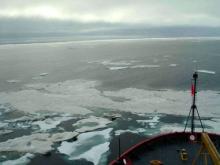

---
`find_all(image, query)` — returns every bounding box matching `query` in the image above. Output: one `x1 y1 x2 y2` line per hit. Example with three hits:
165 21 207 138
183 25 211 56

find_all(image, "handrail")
201 133 220 165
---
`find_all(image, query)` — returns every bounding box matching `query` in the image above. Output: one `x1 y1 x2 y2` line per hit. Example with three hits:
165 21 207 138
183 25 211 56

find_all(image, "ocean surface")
0 38 220 165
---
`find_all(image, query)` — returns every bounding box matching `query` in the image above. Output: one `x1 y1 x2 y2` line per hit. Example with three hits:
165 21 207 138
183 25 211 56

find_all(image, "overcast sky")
0 0 220 26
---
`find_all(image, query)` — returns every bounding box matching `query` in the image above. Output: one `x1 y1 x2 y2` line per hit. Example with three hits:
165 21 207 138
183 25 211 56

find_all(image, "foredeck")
110 132 220 165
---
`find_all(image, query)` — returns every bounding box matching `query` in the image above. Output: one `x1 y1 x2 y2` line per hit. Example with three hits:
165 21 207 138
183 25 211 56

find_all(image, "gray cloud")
0 0 220 26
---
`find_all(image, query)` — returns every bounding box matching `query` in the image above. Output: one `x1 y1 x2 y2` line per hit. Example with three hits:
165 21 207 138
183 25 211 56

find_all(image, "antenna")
116 134 123 164
118 135 121 160
184 72 204 133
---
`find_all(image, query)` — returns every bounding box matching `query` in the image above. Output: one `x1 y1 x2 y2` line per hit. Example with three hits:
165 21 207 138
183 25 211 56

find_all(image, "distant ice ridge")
0 79 220 118
58 128 112 165
1 153 34 165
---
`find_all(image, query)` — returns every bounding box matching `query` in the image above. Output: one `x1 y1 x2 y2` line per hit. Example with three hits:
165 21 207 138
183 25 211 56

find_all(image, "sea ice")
6 80 21 83
101 60 132 66
137 115 160 128
108 66 128 70
160 124 184 133
1 153 34 165
39 73 49 76
0 129 13 136
169 64 178 67
32 116 74 132
0 122 8 129
32 76 43 80
0 131 78 154
0 80 220 119
197 69 216 74
115 128 146 136
73 116 111 133
202 118 220 133
130 65 160 69
58 128 112 165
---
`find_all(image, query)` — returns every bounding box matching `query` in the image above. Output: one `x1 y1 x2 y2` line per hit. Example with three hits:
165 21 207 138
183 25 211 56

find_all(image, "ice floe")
73 116 111 133
160 124 184 133
6 80 21 83
1 153 34 165
97 60 161 71
0 80 220 119
197 69 216 74
39 72 49 76
0 132 78 154
0 83 93 115
137 115 160 128
109 66 128 70
130 65 160 69
115 128 146 136
108 64 160 70
101 60 132 66
32 116 74 132
58 128 112 165
169 64 178 67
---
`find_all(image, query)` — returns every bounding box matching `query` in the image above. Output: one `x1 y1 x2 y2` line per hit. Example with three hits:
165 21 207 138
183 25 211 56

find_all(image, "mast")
184 72 204 133
191 72 198 133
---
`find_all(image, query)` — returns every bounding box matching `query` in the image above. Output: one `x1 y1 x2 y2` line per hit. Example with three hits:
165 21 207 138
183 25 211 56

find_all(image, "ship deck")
110 132 220 165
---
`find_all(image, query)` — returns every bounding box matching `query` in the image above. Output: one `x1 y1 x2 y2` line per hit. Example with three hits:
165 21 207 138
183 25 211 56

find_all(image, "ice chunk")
115 128 146 136
39 73 49 76
75 142 110 165
73 116 111 133
160 124 184 133
0 131 78 154
1 153 34 165
58 128 112 165
50 132 79 142
137 115 160 128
